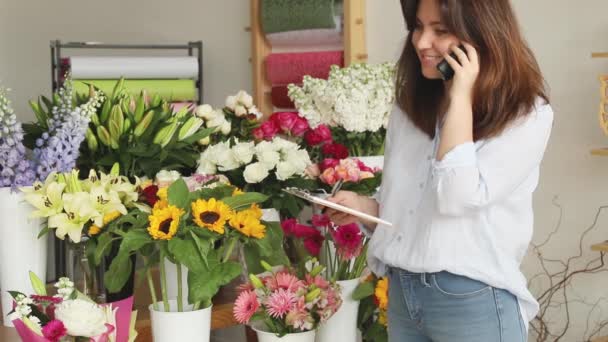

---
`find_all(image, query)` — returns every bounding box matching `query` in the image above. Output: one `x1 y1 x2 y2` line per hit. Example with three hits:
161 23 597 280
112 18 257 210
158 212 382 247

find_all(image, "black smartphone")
436 45 465 81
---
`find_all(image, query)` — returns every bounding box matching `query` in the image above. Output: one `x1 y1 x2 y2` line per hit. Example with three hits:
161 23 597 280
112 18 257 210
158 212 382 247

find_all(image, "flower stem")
222 237 237 263
176 262 183 312
159 250 170 312
144 257 159 311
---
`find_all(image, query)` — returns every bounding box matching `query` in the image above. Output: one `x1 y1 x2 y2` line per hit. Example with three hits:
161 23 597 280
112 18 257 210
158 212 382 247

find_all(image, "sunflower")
157 187 168 202
191 198 233 234
147 205 184 240
229 210 266 239
232 187 244 196
248 203 263 220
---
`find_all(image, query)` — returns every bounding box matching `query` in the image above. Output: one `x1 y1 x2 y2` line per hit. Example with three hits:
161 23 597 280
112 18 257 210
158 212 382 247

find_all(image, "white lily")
24 182 66 218
89 185 127 227
48 192 96 243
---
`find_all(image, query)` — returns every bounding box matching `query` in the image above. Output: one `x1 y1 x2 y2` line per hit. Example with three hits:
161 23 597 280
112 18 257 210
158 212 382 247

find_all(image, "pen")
322 178 344 214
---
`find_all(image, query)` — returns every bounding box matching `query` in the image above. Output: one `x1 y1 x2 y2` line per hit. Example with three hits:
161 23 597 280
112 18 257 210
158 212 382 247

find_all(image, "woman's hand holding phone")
438 43 480 102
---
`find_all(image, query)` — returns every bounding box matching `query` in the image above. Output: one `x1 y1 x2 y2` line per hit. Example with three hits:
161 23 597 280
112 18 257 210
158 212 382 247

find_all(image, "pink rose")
291 117 310 137
356 159 374 172
271 112 299 133
314 125 332 142
259 120 280 140
319 158 339 171
252 127 265 140
320 168 337 185
304 164 321 178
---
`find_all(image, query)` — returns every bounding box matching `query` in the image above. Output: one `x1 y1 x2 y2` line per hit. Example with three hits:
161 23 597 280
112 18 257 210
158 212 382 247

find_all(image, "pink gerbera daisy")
267 272 305 293
332 223 363 260
266 288 297 318
233 290 260 324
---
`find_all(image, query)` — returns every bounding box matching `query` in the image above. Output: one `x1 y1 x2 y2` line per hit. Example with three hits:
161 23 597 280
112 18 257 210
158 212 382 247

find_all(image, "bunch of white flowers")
288 63 396 132
196 137 312 184
225 90 263 119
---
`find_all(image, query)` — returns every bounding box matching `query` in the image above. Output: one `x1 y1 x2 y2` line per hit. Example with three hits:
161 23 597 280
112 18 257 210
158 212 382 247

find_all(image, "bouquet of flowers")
281 214 368 282
194 90 263 146
196 136 317 218
233 259 342 336
23 77 215 179
98 175 288 311
1 81 103 189
353 274 388 342
316 157 382 197
8 272 137 342
288 63 396 156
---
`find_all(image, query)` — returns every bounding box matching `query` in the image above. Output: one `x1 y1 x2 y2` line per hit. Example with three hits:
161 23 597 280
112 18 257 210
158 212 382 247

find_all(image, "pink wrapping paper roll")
271 85 295 109
170 102 195 113
265 50 344 85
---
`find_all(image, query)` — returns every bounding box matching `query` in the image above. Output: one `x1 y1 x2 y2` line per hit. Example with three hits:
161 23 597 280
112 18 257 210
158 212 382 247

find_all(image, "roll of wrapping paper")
271 86 295 109
69 56 199 79
261 0 336 34
265 51 344 85
73 80 197 101
266 15 343 50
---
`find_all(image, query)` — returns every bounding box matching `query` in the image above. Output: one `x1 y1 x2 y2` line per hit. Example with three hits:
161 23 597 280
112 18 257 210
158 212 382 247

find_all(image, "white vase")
356 155 384 171
315 278 361 342
252 324 316 342
149 300 212 342
0 188 47 327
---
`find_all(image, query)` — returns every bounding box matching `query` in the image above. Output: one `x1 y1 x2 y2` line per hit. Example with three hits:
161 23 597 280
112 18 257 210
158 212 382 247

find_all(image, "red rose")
141 185 159 206
314 125 332 143
322 142 349 159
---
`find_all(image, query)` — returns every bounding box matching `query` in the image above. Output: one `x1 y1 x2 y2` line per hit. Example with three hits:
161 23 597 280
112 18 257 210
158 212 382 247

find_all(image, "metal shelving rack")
50 40 204 103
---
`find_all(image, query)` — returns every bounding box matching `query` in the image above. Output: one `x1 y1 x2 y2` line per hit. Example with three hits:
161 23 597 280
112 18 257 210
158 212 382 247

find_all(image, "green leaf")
187 261 241 304
190 231 210 268
29 271 46 296
126 144 161 158
104 253 133 293
168 238 207 274
243 222 289 273
222 192 268 211
118 230 152 254
168 178 190 209
352 281 375 300
37 226 50 239
94 233 115 265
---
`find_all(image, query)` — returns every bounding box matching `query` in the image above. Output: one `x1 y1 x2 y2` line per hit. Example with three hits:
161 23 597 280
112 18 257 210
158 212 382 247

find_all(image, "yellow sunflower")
191 198 233 234
147 205 184 240
232 187 244 196
248 203 263 220
157 187 168 202
374 277 389 310
88 211 122 236
378 309 388 326
229 210 266 239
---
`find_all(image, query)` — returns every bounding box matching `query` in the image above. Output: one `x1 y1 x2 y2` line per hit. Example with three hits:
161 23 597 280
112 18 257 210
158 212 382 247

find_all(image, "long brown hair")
396 0 549 140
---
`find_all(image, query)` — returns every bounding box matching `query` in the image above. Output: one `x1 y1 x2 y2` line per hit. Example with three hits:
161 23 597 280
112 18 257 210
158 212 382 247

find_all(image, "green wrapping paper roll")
261 0 337 34
73 79 197 101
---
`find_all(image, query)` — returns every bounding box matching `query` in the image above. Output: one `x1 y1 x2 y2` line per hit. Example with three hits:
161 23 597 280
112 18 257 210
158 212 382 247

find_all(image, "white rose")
232 142 255 164
272 137 298 151
197 158 217 175
236 90 253 108
195 104 214 119
55 299 108 337
248 105 263 120
275 160 299 180
234 105 247 117
243 162 270 183
225 95 237 110
216 149 240 171
285 149 312 172
220 120 231 135
206 110 227 132
155 170 181 188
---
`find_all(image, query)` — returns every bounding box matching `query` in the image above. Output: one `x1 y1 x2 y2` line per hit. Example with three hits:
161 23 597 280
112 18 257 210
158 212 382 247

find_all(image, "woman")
325 0 553 341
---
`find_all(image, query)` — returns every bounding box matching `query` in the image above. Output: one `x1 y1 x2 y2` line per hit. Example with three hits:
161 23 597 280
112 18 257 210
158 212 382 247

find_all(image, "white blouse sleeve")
431 102 554 216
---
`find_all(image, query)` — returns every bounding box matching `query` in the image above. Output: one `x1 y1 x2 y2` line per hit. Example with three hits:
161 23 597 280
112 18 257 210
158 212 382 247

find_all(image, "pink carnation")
42 320 67 342
233 290 260 324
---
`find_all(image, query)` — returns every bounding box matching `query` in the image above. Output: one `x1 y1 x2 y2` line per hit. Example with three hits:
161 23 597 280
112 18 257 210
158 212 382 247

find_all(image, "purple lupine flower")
0 88 36 188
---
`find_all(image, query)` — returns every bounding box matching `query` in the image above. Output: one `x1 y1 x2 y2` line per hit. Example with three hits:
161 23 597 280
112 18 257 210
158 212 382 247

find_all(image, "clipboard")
282 188 393 227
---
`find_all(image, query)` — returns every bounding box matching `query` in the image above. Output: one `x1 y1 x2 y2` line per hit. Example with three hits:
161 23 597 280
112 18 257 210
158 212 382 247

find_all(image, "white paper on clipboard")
282 188 393 227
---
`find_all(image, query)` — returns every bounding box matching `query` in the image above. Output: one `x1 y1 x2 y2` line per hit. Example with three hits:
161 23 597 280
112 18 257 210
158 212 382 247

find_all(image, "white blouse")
368 99 554 324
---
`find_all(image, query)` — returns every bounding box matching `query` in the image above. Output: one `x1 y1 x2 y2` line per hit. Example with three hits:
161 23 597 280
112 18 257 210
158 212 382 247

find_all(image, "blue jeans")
388 268 527 342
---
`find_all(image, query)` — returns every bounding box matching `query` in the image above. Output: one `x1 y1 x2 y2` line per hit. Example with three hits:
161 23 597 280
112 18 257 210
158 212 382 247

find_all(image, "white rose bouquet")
196 136 317 217
288 63 396 156
8 272 137 342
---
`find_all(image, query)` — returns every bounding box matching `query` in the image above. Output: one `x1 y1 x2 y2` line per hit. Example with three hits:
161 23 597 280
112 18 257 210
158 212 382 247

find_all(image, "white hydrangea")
288 63 395 132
